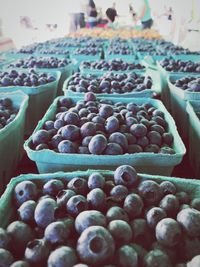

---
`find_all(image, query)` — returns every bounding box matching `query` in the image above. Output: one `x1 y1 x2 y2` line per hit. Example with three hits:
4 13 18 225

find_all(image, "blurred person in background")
131 0 153 29
68 0 86 32
86 0 98 28
106 3 118 23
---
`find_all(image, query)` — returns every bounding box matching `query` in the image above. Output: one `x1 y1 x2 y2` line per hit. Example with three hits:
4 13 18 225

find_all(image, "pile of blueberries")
67 72 153 94
81 59 145 72
9 56 71 69
30 93 175 155
73 48 102 56
159 58 200 73
37 49 70 56
0 97 19 129
106 44 133 56
173 76 200 92
54 37 92 48
0 69 56 87
1 165 200 266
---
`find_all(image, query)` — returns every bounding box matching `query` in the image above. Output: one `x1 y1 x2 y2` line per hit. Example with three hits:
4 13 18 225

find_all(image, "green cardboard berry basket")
6 55 75 96
24 96 186 176
157 60 200 111
186 100 200 178
0 70 61 135
168 73 200 140
0 170 199 228
0 91 28 194
172 55 200 62
62 71 157 98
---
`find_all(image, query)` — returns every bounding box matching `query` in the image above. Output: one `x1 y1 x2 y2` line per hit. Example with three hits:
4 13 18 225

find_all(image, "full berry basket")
186 100 200 179
0 170 199 228
0 70 61 134
167 73 200 140
24 96 186 176
0 91 28 194
62 71 157 99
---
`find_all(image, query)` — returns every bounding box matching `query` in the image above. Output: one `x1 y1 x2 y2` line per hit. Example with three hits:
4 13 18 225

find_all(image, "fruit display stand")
0 91 28 194
63 71 157 99
0 70 61 134
186 100 200 178
24 96 186 176
0 169 199 230
168 74 200 140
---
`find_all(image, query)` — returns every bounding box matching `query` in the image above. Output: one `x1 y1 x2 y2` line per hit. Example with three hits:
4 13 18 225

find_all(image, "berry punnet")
1 165 200 265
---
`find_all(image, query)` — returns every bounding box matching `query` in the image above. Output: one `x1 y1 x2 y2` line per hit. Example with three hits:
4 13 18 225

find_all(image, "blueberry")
108 220 132 246
106 206 129 223
77 226 115 265
88 172 105 190
34 198 57 228
0 248 14 267
48 246 77 267
58 140 77 153
43 120 55 131
156 218 181 247
25 239 50 264
123 193 144 218
108 132 128 152
146 207 167 228
7 221 35 257
110 185 129 202
32 130 50 146
147 131 162 146
66 195 88 217
75 210 106 234
191 198 200 211
84 92 96 102
63 112 80 126
82 136 93 146
18 200 36 223
43 179 64 197
177 208 200 237
44 221 70 245
144 144 160 153
143 249 172 267
67 177 88 195
130 123 147 138
138 180 162 205
137 136 149 148
128 144 143 153
105 116 119 134
104 143 123 155
115 245 138 267
160 181 177 196
162 133 173 146
14 181 38 207
114 165 138 187
56 189 76 208
54 119 65 130
58 97 72 108
0 228 10 250
80 122 96 137
99 104 114 118
87 188 106 210
10 261 30 267
88 134 107 155
151 125 165 135
61 125 80 141
159 194 179 217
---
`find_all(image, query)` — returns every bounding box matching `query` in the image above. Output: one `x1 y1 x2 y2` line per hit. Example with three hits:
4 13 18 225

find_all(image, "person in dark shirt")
86 0 98 27
106 2 118 23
